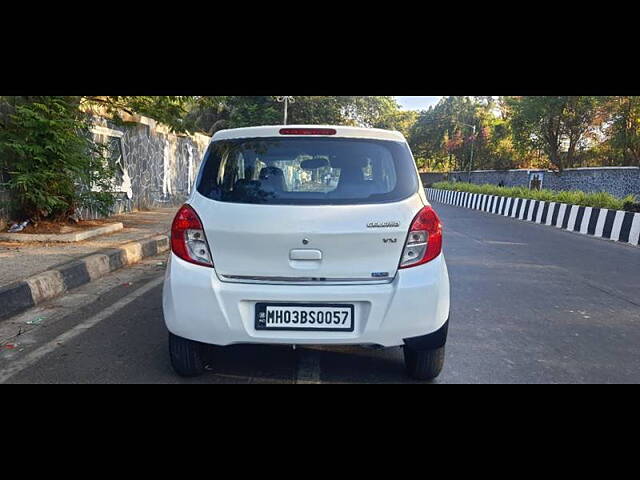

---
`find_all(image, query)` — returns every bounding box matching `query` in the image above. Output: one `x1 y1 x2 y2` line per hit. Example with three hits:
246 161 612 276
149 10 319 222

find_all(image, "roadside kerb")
0 235 169 322
0 222 124 243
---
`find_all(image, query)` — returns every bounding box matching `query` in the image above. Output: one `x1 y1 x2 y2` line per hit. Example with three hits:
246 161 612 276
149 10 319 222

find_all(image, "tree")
409 96 497 171
372 106 418 138
603 96 640 166
408 98 460 171
507 96 606 171
81 96 197 133
0 96 114 220
183 96 407 135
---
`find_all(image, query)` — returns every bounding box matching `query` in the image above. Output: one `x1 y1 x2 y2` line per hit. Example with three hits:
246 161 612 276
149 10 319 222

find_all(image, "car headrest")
259 166 284 180
258 166 285 193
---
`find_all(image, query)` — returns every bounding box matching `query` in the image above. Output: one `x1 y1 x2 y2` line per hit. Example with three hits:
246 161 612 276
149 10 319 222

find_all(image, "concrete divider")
0 235 169 322
426 188 640 247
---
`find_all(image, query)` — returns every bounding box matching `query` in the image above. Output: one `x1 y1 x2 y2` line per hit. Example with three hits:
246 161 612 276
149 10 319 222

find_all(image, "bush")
0 97 116 220
432 181 636 211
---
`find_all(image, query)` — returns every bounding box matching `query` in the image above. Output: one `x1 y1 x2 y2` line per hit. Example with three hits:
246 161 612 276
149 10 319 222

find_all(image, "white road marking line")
296 348 321 384
0 276 164 384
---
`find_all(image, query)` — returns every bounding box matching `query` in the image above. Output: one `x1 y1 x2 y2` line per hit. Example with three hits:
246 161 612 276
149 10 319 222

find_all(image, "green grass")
431 181 637 211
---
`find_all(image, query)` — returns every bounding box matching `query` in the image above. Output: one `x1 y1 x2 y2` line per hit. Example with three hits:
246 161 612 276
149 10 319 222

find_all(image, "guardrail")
426 188 640 247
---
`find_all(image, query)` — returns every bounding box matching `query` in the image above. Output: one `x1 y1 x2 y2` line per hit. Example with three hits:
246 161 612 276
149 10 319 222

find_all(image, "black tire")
169 332 206 377
404 345 445 380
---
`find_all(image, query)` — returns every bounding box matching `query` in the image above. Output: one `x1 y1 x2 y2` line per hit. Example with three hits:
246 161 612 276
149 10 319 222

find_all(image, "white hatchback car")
163 125 450 380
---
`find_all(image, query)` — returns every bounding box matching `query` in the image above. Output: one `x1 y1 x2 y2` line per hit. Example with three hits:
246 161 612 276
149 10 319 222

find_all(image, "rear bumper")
162 253 450 348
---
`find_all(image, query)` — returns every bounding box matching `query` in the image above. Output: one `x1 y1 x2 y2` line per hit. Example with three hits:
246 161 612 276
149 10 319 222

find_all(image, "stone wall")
83 115 211 220
84 115 210 219
445 167 640 199
543 168 640 198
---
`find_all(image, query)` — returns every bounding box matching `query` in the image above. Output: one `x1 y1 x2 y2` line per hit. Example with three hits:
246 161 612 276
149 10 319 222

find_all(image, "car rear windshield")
196 137 419 205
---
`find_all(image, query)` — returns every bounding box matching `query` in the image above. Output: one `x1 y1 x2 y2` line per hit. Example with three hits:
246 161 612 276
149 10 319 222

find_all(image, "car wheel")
403 345 445 381
169 332 206 377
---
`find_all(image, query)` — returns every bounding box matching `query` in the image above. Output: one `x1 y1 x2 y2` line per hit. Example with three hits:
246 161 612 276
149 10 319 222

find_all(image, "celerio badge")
367 221 400 228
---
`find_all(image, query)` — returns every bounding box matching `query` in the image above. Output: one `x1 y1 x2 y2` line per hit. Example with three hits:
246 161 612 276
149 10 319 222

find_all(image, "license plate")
255 303 355 331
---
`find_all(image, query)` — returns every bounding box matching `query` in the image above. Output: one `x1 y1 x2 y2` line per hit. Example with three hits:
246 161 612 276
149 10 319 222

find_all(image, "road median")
427 188 640 247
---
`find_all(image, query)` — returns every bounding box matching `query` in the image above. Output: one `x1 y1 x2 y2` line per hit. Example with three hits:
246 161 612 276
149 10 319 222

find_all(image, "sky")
395 96 442 111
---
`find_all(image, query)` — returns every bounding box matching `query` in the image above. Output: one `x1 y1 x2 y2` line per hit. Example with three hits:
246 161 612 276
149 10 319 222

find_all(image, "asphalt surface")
1 203 639 383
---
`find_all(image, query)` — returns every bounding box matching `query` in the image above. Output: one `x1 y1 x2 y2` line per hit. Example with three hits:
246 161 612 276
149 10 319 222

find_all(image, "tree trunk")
548 146 563 172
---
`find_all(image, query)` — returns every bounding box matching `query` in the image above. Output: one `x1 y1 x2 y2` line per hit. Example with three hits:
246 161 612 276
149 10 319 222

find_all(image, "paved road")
2 203 639 383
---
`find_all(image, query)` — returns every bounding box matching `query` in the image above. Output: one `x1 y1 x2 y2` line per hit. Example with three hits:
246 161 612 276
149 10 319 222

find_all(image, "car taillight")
399 206 443 269
171 204 213 267
279 128 337 135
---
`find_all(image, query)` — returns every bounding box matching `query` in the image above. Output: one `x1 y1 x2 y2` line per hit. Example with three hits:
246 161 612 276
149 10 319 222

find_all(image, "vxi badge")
367 221 400 228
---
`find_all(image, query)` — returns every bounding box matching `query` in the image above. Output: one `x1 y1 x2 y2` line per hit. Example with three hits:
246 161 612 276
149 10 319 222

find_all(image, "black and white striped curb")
0 235 169 322
426 188 640 247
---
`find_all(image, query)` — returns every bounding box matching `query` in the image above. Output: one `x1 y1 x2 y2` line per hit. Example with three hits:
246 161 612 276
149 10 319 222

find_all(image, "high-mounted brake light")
399 206 443 269
279 128 337 136
171 204 213 268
